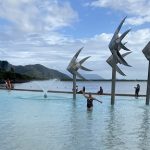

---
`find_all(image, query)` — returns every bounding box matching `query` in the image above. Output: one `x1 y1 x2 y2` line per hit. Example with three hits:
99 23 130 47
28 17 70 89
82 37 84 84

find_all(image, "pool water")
0 90 150 150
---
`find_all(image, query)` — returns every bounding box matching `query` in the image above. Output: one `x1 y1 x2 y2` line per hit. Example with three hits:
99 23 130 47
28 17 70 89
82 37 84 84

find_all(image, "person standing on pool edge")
83 92 102 109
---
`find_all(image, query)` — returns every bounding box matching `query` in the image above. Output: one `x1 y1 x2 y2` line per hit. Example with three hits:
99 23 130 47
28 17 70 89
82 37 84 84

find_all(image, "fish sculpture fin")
71 47 83 62
116 65 126 76
79 56 91 64
120 43 131 51
122 52 132 57
116 51 131 67
119 29 131 41
114 16 127 36
80 66 92 71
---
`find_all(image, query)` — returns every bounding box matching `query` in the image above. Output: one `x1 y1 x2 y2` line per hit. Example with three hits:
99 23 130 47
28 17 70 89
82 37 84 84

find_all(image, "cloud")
1 27 149 79
87 0 150 25
79 28 150 79
0 0 149 79
0 0 78 33
0 0 79 61
126 16 150 25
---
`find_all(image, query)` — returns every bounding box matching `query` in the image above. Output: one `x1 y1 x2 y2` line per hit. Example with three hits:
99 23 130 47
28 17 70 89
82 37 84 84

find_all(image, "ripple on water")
0 91 149 150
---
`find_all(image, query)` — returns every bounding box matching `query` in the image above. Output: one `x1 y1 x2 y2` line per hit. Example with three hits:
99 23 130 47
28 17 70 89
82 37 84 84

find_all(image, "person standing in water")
5 78 13 90
83 92 102 109
134 84 140 98
83 86 85 93
76 85 78 92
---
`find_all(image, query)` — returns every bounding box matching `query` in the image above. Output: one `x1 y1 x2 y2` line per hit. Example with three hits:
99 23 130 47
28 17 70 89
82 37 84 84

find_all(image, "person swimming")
83 92 102 109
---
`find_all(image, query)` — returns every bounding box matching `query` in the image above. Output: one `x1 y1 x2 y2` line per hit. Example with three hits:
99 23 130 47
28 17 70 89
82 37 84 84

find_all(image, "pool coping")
0 87 146 97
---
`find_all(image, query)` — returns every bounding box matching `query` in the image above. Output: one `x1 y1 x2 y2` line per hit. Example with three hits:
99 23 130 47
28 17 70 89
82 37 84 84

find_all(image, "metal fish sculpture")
106 51 131 76
67 47 92 80
109 16 131 67
142 41 150 105
142 41 150 61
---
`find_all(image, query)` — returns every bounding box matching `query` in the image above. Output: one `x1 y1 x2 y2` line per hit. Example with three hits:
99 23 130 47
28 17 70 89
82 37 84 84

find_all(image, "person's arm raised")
82 91 88 99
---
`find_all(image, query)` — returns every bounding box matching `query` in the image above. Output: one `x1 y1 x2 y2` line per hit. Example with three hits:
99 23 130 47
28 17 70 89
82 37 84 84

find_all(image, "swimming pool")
0 90 149 150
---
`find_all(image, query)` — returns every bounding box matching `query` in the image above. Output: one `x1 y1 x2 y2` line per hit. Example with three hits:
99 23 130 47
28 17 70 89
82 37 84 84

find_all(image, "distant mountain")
64 71 104 80
81 74 104 80
0 61 71 81
0 60 12 71
0 60 104 81
14 64 71 80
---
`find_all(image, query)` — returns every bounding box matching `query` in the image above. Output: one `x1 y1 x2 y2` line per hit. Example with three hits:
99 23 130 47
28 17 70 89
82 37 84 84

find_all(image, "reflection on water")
103 106 126 150
15 93 72 101
138 106 150 150
0 90 149 150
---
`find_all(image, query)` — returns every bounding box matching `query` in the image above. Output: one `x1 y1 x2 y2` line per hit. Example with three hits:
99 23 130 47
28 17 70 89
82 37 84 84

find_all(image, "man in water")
76 85 78 92
83 86 85 93
134 84 140 98
83 92 102 109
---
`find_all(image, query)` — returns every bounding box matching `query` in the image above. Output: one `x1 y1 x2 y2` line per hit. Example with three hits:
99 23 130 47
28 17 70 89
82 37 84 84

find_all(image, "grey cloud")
88 0 150 26
0 17 149 79
0 0 78 33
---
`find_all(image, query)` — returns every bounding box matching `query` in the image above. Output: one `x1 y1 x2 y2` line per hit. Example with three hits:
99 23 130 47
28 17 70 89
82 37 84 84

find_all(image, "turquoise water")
0 90 150 150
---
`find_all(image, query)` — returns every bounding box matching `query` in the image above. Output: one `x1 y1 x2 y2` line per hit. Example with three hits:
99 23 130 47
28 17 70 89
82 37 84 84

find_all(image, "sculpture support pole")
73 74 76 99
111 59 116 105
146 61 150 105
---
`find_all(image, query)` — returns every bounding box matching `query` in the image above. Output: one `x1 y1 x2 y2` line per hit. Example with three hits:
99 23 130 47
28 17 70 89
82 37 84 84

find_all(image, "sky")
0 0 150 79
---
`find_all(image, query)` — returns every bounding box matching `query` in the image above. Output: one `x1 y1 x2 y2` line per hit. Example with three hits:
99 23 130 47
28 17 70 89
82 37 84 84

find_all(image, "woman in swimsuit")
83 92 102 109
